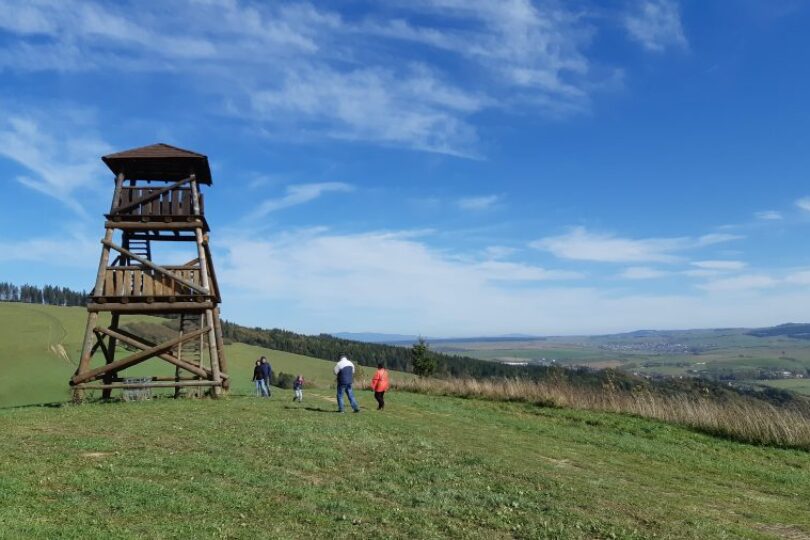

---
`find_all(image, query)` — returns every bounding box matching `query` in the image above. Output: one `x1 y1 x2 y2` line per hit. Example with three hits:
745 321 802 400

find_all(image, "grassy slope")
0 393 808 539
0 303 394 408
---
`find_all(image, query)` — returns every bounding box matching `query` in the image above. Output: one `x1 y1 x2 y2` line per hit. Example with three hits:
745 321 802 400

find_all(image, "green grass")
0 302 409 408
745 378 810 395
2 304 810 537
0 393 808 539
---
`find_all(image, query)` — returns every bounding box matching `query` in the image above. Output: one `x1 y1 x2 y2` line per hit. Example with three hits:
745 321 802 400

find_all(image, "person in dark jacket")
260 357 272 397
253 360 269 397
334 355 359 413
293 375 304 402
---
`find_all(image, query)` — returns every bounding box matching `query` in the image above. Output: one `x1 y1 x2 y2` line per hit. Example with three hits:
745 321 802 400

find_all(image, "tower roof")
102 143 213 185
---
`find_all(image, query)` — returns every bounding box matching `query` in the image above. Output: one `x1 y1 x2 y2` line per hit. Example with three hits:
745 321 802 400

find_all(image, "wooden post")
213 307 229 391
191 177 222 397
101 313 120 400
74 172 125 402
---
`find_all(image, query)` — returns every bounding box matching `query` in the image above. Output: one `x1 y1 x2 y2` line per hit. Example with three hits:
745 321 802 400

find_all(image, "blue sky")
1 0 810 336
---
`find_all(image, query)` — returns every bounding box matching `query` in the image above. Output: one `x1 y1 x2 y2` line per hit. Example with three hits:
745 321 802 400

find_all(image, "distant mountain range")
330 332 545 344
333 324 810 345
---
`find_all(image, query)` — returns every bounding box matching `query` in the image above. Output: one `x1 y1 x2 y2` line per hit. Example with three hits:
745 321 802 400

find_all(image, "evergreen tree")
411 337 437 377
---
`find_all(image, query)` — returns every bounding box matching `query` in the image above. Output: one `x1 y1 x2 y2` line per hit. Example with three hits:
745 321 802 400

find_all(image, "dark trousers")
374 391 385 410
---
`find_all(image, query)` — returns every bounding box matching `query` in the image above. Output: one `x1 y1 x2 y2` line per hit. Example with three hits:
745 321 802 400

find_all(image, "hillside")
433 326 810 395
1 393 808 538
0 302 390 408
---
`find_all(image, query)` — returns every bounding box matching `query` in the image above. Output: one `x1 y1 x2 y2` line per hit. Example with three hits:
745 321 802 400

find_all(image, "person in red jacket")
370 362 390 410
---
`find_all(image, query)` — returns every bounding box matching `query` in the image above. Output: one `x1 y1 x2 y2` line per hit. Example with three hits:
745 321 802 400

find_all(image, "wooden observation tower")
70 143 229 401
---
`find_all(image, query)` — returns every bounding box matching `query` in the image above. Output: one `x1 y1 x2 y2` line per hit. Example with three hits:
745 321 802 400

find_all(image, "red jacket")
370 368 390 392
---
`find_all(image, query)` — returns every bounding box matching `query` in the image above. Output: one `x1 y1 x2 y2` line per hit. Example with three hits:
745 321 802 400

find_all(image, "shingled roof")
102 143 213 185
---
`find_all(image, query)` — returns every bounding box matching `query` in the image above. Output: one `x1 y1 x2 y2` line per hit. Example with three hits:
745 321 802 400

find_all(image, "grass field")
0 302 407 408
1 393 808 539
2 304 810 538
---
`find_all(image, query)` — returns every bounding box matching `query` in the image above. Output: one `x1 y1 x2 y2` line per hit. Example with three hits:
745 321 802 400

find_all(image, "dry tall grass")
362 377 810 450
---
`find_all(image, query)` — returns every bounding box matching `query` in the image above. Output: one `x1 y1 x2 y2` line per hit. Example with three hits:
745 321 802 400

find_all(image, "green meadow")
1 393 808 539
1 302 809 538
0 302 377 408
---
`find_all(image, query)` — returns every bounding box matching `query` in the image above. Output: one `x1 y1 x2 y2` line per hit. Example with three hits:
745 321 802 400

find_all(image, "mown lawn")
1 390 808 539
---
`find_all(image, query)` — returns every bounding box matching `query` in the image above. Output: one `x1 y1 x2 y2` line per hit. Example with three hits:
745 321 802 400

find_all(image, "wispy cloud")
530 227 741 263
619 266 669 279
755 210 783 221
248 182 354 220
457 195 500 211
0 229 97 266
698 274 778 292
0 108 111 214
0 0 623 157
218 227 810 335
691 260 747 271
795 197 810 212
624 0 688 52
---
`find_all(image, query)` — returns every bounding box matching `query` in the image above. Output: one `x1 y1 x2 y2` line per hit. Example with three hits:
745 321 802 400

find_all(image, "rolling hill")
0 302 388 408
1 304 809 537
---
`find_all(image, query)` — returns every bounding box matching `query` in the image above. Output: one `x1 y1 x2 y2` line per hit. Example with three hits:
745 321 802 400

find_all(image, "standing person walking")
370 362 390 410
293 374 304 403
260 356 273 397
334 355 360 413
253 360 269 397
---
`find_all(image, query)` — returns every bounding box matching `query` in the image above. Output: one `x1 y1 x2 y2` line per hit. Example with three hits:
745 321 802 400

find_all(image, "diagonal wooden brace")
110 176 193 215
102 240 209 295
71 326 209 385
94 326 214 380
91 330 110 360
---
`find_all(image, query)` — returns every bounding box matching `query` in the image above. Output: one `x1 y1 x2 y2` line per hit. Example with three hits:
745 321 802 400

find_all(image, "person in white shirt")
334 355 360 413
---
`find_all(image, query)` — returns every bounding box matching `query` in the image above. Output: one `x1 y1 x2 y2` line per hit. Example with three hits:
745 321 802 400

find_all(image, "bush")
273 372 296 389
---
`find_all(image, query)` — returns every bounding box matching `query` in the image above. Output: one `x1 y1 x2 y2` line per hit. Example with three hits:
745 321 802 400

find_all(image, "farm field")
434 330 810 395
1 392 809 539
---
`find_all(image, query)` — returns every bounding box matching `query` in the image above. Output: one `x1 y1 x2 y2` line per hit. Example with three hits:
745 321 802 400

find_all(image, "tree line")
219 320 606 381
0 282 87 307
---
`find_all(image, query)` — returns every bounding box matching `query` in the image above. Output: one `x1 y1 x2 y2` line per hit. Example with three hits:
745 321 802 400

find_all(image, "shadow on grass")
283 405 339 413
0 401 67 411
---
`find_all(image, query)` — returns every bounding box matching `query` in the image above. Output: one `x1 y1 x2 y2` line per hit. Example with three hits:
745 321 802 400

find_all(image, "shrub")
273 372 296 389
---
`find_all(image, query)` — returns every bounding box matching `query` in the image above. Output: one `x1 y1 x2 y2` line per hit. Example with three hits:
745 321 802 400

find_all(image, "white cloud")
216 227 810 335
796 197 810 212
785 271 810 285
249 66 484 157
755 210 782 221
698 275 778 292
0 110 111 214
624 0 688 52
457 195 500 211
248 182 354 219
691 260 747 271
484 246 517 259
682 269 723 278
0 230 97 266
0 0 619 156
696 233 744 246
619 266 669 279
530 227 741 263
531 227 683 263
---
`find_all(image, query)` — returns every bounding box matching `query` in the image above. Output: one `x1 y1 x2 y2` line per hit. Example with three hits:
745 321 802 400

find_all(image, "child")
293 374 304 402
